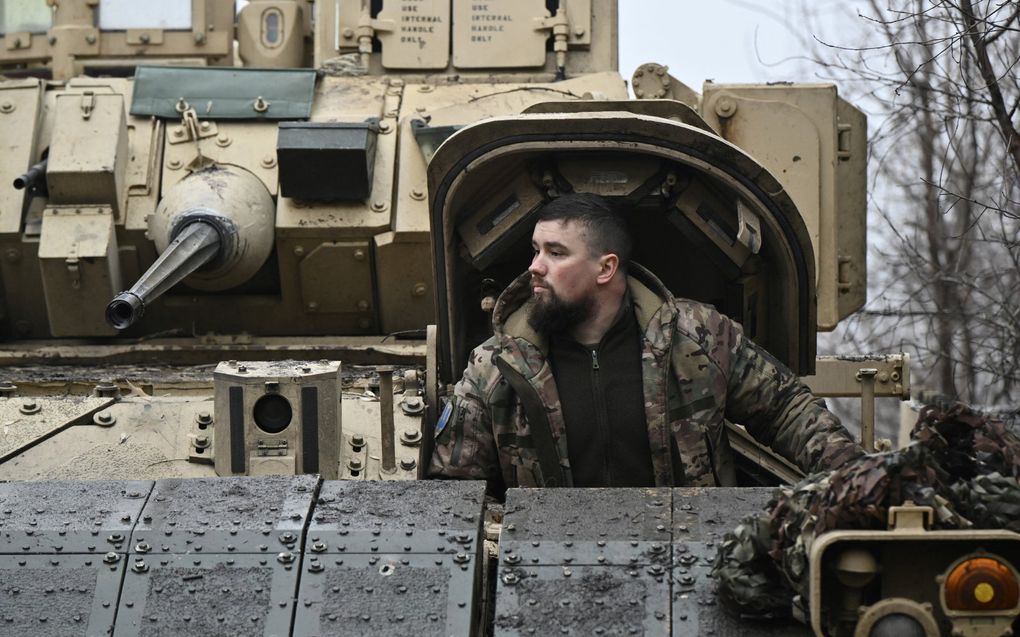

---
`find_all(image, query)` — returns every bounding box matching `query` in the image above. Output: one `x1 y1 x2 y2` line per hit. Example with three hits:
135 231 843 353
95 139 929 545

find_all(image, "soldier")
428 192 863 493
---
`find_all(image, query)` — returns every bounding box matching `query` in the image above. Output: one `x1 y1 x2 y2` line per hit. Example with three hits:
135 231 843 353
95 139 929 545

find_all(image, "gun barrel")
106 221 221 330
13 158 48 196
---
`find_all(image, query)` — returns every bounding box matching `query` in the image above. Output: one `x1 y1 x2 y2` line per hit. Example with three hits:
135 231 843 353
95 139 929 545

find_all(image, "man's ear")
596 253 620 285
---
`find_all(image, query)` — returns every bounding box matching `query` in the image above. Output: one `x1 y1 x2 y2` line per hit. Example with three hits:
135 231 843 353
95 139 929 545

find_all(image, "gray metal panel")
494 565 670 636
308 480 486 554
670 487 807 636
501 488 672 566
671 542 809 636
130 66 317 120
0 553 123 637
672 487 774 550
112 553 297 637
0 479 151 554
293 553 477 637
130 475 317 555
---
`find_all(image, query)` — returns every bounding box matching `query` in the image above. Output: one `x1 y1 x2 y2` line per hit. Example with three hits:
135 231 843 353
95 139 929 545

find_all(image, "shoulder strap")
494 357 565 487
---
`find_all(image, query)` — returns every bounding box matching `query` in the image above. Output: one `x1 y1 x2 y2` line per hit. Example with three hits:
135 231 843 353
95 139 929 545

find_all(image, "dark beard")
526 291 595 337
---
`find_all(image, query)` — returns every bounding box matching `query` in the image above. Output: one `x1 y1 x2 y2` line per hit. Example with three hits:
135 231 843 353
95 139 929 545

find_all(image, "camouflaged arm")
719 318 864 473
427 344 502 483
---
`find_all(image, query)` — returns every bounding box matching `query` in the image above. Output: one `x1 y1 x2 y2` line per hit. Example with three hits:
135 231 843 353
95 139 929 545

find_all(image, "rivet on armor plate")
19 400 40 415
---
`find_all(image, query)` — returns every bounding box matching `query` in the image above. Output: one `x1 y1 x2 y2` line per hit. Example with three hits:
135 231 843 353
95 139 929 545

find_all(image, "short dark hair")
536 192 632 268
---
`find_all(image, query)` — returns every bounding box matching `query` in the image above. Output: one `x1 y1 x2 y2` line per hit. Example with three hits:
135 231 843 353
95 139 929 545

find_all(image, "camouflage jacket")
428 263 862 490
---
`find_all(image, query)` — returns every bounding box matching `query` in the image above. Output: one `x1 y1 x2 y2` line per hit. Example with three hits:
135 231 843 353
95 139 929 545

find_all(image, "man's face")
527 219 601 335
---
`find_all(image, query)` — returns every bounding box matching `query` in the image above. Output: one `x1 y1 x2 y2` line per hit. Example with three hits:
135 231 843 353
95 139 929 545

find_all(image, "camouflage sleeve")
427 344 501 483
716 315 864 473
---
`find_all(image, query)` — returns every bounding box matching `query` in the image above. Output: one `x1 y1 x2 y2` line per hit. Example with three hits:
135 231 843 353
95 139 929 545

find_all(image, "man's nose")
528 252 545 276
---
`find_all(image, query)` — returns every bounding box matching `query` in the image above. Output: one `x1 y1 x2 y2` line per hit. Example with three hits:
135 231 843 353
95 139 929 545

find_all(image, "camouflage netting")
712 403 1020 618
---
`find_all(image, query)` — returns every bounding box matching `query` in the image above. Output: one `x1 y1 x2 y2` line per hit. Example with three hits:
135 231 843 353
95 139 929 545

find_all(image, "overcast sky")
619 0 874 91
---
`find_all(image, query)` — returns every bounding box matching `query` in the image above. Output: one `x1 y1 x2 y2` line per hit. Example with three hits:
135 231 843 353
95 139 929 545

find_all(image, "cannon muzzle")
13 158 48 197
106 221 222 330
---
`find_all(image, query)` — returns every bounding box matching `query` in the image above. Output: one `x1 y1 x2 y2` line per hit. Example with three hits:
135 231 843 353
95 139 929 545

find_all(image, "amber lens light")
944 557 1020 612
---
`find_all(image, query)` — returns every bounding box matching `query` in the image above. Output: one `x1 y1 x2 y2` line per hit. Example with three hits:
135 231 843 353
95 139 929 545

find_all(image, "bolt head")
715 96 737 118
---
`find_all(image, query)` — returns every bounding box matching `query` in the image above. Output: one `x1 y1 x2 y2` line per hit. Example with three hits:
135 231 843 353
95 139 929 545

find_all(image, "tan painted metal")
0 0 235 79
213 360 341 479
46 91 128 216
631 62 700 108
237 0 307 68
810 504 1020 637
803 355 910 399
0 369 422 483
0 394 115 463
803 354 910 452
452 0 549 69
38 206 120 336
0 80 45 235
0 337 424 367
374 0 451 70
699 84 868 331
317 0 616 77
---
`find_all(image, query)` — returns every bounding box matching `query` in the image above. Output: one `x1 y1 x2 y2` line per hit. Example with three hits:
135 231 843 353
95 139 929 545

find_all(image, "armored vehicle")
0 1 1014 636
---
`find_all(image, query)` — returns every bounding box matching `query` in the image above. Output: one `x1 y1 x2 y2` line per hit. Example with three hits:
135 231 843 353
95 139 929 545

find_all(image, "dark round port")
253 394 292 434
